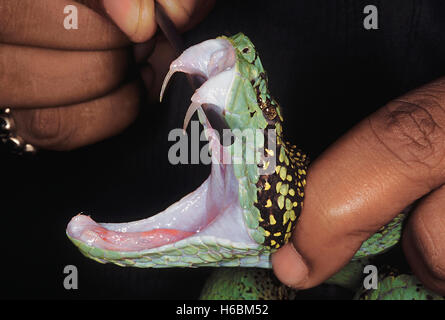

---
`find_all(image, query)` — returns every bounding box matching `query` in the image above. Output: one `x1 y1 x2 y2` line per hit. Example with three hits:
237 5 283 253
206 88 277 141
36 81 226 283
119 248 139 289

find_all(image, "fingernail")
271 242 309 289
76 0 108 18
102 0 134 34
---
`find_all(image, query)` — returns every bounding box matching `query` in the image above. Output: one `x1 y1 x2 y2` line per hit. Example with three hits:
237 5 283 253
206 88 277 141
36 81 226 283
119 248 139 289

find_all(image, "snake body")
66 34 441 300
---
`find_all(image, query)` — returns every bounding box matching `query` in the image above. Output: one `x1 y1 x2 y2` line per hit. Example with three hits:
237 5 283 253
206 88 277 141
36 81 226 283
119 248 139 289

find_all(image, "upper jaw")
160 37 236 100
160 38 237 132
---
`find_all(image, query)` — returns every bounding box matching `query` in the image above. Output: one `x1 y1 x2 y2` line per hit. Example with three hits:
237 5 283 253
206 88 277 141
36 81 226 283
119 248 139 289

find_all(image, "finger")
133 38 157 64
102 0 156 43
272 77 445 289
402 185 445 295
157 0 216 33
101 0 215 43
145 38 176 101
11 81 140 151
0 44 130 108
0 0 129 50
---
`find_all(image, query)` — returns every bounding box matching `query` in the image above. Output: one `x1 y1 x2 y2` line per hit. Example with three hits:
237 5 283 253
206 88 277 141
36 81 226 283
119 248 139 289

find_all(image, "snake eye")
239 45 255 63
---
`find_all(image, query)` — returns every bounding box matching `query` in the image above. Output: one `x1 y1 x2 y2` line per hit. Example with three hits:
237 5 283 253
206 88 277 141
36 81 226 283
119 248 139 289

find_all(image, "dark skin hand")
3 0 444 297
272 78 445 295
0 0 214 150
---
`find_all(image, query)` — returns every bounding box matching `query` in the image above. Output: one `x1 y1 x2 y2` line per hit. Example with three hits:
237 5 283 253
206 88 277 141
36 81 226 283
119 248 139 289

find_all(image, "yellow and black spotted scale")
252 74 309 250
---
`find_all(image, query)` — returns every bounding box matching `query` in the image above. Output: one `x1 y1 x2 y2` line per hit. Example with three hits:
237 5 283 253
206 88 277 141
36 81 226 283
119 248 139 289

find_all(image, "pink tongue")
88 226 195 251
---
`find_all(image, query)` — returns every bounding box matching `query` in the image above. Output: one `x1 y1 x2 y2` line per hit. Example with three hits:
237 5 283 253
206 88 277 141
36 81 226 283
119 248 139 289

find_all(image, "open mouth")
66 38 259 253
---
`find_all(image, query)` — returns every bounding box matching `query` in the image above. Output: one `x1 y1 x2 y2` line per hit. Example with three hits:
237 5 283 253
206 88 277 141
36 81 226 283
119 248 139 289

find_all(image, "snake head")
66 33 308 268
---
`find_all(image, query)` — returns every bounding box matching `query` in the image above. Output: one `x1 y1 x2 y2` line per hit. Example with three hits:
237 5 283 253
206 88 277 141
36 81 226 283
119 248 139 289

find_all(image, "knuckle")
30 108 62 139
426 256 445 281
0 0 36 42
415 212 445 281
0 3 15 41
370 97 445 177
417 233 445 281
28 108 75 150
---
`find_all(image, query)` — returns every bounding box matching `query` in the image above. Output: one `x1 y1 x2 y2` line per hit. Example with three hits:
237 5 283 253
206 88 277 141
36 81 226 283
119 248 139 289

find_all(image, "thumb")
82 0 215 43
99 0 157 43
272 77 445 289
76 0 157 42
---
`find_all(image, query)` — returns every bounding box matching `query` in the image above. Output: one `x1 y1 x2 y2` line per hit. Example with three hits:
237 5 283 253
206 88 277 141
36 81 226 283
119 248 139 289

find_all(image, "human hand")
272 77 445 295
0 0 214 151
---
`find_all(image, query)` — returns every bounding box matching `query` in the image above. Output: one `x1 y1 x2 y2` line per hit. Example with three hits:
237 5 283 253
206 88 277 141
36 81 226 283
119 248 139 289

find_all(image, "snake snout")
160 38 235 101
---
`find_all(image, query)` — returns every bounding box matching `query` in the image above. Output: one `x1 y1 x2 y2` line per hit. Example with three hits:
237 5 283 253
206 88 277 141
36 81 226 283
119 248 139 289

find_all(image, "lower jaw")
66 160 257 253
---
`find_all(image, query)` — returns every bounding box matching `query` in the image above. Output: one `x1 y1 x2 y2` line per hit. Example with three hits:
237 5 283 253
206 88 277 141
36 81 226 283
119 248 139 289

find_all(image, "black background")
2 0 445 299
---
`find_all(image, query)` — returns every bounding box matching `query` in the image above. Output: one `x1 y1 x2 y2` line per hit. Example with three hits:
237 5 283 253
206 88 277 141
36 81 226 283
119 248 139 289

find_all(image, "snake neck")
255 127 308 249
254 106 309 249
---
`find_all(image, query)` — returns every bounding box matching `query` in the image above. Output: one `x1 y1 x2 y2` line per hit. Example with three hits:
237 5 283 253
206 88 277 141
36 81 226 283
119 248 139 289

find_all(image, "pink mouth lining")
66 130 241 252
68 215 196 251
66 37 254 252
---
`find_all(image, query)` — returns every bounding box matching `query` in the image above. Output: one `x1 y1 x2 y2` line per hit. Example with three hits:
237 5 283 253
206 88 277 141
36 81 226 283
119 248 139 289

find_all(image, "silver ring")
0 107 37 155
